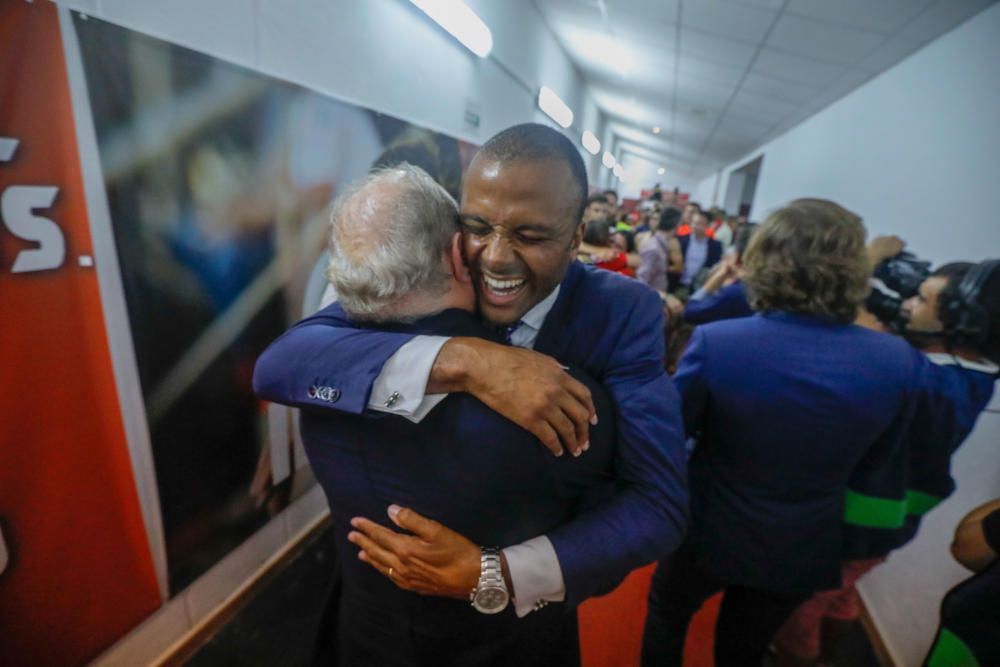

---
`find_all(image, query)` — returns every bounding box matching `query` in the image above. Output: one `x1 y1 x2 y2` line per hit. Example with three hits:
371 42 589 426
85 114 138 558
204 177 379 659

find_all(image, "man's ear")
568 222 585 259
449 232 472 284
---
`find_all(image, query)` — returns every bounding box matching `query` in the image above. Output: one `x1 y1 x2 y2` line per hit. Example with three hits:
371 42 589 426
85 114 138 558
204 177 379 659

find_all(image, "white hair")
326 164 459 322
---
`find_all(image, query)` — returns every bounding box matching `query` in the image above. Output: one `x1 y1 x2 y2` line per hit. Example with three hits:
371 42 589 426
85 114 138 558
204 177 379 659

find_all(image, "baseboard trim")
154 510 331 667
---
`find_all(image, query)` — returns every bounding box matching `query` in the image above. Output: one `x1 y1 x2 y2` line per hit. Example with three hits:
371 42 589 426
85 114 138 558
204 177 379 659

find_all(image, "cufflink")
383 391 401 408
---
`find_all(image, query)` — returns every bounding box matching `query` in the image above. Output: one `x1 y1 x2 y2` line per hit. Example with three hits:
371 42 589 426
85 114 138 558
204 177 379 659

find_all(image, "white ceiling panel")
679 28 757 69
723 0 787 10
896 0 997 43
674 76 735 111
859 33 934 72
753 48 849 86
607 0 681 24
741 71 823 104
681 0 779 42
533 0 998 179
766 13 886 66
729 88 800 124
677 57 746 87
716 112 774 140
784 0 934 34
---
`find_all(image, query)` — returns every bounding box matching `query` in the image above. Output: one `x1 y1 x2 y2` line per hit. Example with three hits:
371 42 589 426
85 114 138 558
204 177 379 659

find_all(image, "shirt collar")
925 352 1000 374
520 285 561 332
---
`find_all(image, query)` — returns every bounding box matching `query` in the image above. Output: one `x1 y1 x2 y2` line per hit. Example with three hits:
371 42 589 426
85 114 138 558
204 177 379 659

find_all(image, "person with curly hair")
641 198 933 667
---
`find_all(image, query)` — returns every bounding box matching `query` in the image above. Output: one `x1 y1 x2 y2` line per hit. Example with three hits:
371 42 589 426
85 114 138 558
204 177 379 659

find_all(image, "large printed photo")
74 14 477 594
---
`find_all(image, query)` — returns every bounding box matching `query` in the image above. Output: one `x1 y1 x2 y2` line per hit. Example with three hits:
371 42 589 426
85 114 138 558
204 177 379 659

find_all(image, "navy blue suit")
282 308 617 665
253 261 688 607
683 280 753 324
642 312 926 666
678 235 723 277
843 358 997 559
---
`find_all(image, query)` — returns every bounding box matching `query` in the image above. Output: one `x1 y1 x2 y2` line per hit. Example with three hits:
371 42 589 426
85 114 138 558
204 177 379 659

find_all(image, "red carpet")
579 564 722 667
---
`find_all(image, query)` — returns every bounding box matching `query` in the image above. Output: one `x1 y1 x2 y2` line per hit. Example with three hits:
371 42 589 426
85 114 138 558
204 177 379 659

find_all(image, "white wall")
697 3 1000 264
695 5 1000 664
58 0 606 182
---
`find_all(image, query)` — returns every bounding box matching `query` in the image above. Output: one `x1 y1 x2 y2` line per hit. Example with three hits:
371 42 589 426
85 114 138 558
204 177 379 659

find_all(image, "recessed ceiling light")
652 126 661 134
602 151 616 169
657 167 665 175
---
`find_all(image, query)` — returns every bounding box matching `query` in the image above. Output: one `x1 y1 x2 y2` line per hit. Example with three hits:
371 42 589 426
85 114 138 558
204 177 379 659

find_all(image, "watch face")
473 585 509 614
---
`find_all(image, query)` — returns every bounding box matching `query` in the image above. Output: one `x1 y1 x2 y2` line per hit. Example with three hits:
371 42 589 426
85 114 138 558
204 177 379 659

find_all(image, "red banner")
0 3 160 664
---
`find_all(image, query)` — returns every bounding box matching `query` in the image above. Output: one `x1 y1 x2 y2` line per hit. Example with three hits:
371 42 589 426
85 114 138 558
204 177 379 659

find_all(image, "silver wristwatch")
470 547 509 614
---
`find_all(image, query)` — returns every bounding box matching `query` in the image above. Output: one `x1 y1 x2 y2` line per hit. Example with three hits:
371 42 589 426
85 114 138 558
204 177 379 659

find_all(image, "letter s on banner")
2 185 65 273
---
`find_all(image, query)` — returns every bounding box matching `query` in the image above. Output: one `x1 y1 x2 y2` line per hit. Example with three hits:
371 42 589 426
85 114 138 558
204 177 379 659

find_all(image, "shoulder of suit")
576 263 660 304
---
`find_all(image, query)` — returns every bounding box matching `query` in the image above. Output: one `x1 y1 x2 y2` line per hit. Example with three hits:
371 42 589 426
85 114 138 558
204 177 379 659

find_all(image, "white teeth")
483 275 525 291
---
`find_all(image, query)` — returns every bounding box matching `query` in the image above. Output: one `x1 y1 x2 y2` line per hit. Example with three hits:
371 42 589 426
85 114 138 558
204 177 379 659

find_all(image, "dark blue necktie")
500 322 521 345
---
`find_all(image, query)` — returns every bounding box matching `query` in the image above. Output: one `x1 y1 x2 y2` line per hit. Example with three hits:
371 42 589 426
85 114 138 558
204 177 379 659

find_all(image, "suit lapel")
534 261 584 357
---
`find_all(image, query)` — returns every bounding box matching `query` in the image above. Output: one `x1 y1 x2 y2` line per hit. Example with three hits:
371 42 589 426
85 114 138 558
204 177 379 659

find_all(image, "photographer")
775 256 1000 667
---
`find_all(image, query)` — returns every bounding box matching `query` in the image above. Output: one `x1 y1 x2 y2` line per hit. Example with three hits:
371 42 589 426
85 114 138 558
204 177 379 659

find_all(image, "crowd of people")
253 123 999 667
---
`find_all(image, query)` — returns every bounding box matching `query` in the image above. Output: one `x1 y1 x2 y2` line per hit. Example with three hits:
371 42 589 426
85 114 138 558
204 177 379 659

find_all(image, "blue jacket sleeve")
684 282 752 324
672 326 709 438
545 289 689 605
252 304 416 414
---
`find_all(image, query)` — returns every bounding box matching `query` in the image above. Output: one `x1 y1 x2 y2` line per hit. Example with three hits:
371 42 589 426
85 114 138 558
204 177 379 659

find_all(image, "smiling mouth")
480 274 527 302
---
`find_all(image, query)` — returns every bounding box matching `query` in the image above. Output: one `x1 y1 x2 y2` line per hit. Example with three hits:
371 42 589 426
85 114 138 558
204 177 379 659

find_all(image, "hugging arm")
546 289 688 605
253 303 595 455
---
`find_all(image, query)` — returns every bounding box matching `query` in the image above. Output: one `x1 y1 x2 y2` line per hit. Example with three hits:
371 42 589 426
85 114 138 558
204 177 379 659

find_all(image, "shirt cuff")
368 336 449 423
690 286 709 301
504 536 566 618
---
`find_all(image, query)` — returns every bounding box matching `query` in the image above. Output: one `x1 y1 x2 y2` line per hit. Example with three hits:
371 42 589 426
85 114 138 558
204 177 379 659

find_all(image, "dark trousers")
333 591 580 667
641 550 811 667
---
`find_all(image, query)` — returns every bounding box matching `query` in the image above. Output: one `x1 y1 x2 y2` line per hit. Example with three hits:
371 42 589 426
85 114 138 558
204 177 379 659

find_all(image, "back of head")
583 218 612 247
937 259 1000 362
743 198 869 323
477 123 588 220
657 207 682 233
326 163 458 322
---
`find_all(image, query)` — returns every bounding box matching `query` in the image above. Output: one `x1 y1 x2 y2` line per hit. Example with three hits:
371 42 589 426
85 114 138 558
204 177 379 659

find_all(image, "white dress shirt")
681 235 708 286
368 286 566 617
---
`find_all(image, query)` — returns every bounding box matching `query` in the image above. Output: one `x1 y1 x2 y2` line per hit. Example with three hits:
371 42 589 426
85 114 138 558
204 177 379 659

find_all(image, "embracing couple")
253 123 688 666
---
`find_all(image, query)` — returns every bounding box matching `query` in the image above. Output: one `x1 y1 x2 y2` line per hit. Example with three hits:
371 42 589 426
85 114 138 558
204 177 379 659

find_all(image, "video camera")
866 251 932 331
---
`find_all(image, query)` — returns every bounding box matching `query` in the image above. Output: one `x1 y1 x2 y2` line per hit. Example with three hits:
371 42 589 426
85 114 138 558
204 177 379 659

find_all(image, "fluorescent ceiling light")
602 151 615 169
581 131 600 155
652 126 661 134
538 86 574 128
409 0 493 57
612 164 624 179
657 167 665 175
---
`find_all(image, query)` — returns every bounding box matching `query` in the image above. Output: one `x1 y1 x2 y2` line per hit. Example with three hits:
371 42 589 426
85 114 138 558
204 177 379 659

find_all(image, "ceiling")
534 0 998 180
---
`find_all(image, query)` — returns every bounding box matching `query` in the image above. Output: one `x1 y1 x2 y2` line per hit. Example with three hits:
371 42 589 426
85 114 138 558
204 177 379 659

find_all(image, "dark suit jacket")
253 261 688 606
284 308 617 655
678 234 723 277
674 312 926 593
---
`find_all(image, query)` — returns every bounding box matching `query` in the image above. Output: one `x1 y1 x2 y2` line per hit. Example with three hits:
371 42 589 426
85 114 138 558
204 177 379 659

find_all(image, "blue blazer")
843 358 997 559
289 308 618 639
674 312 926 593
678 234 723 275
254 261 689 605
684 280 753 324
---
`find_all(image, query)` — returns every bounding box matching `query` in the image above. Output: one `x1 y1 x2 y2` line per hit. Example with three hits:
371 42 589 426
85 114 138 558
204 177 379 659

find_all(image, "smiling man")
254 124 688 649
